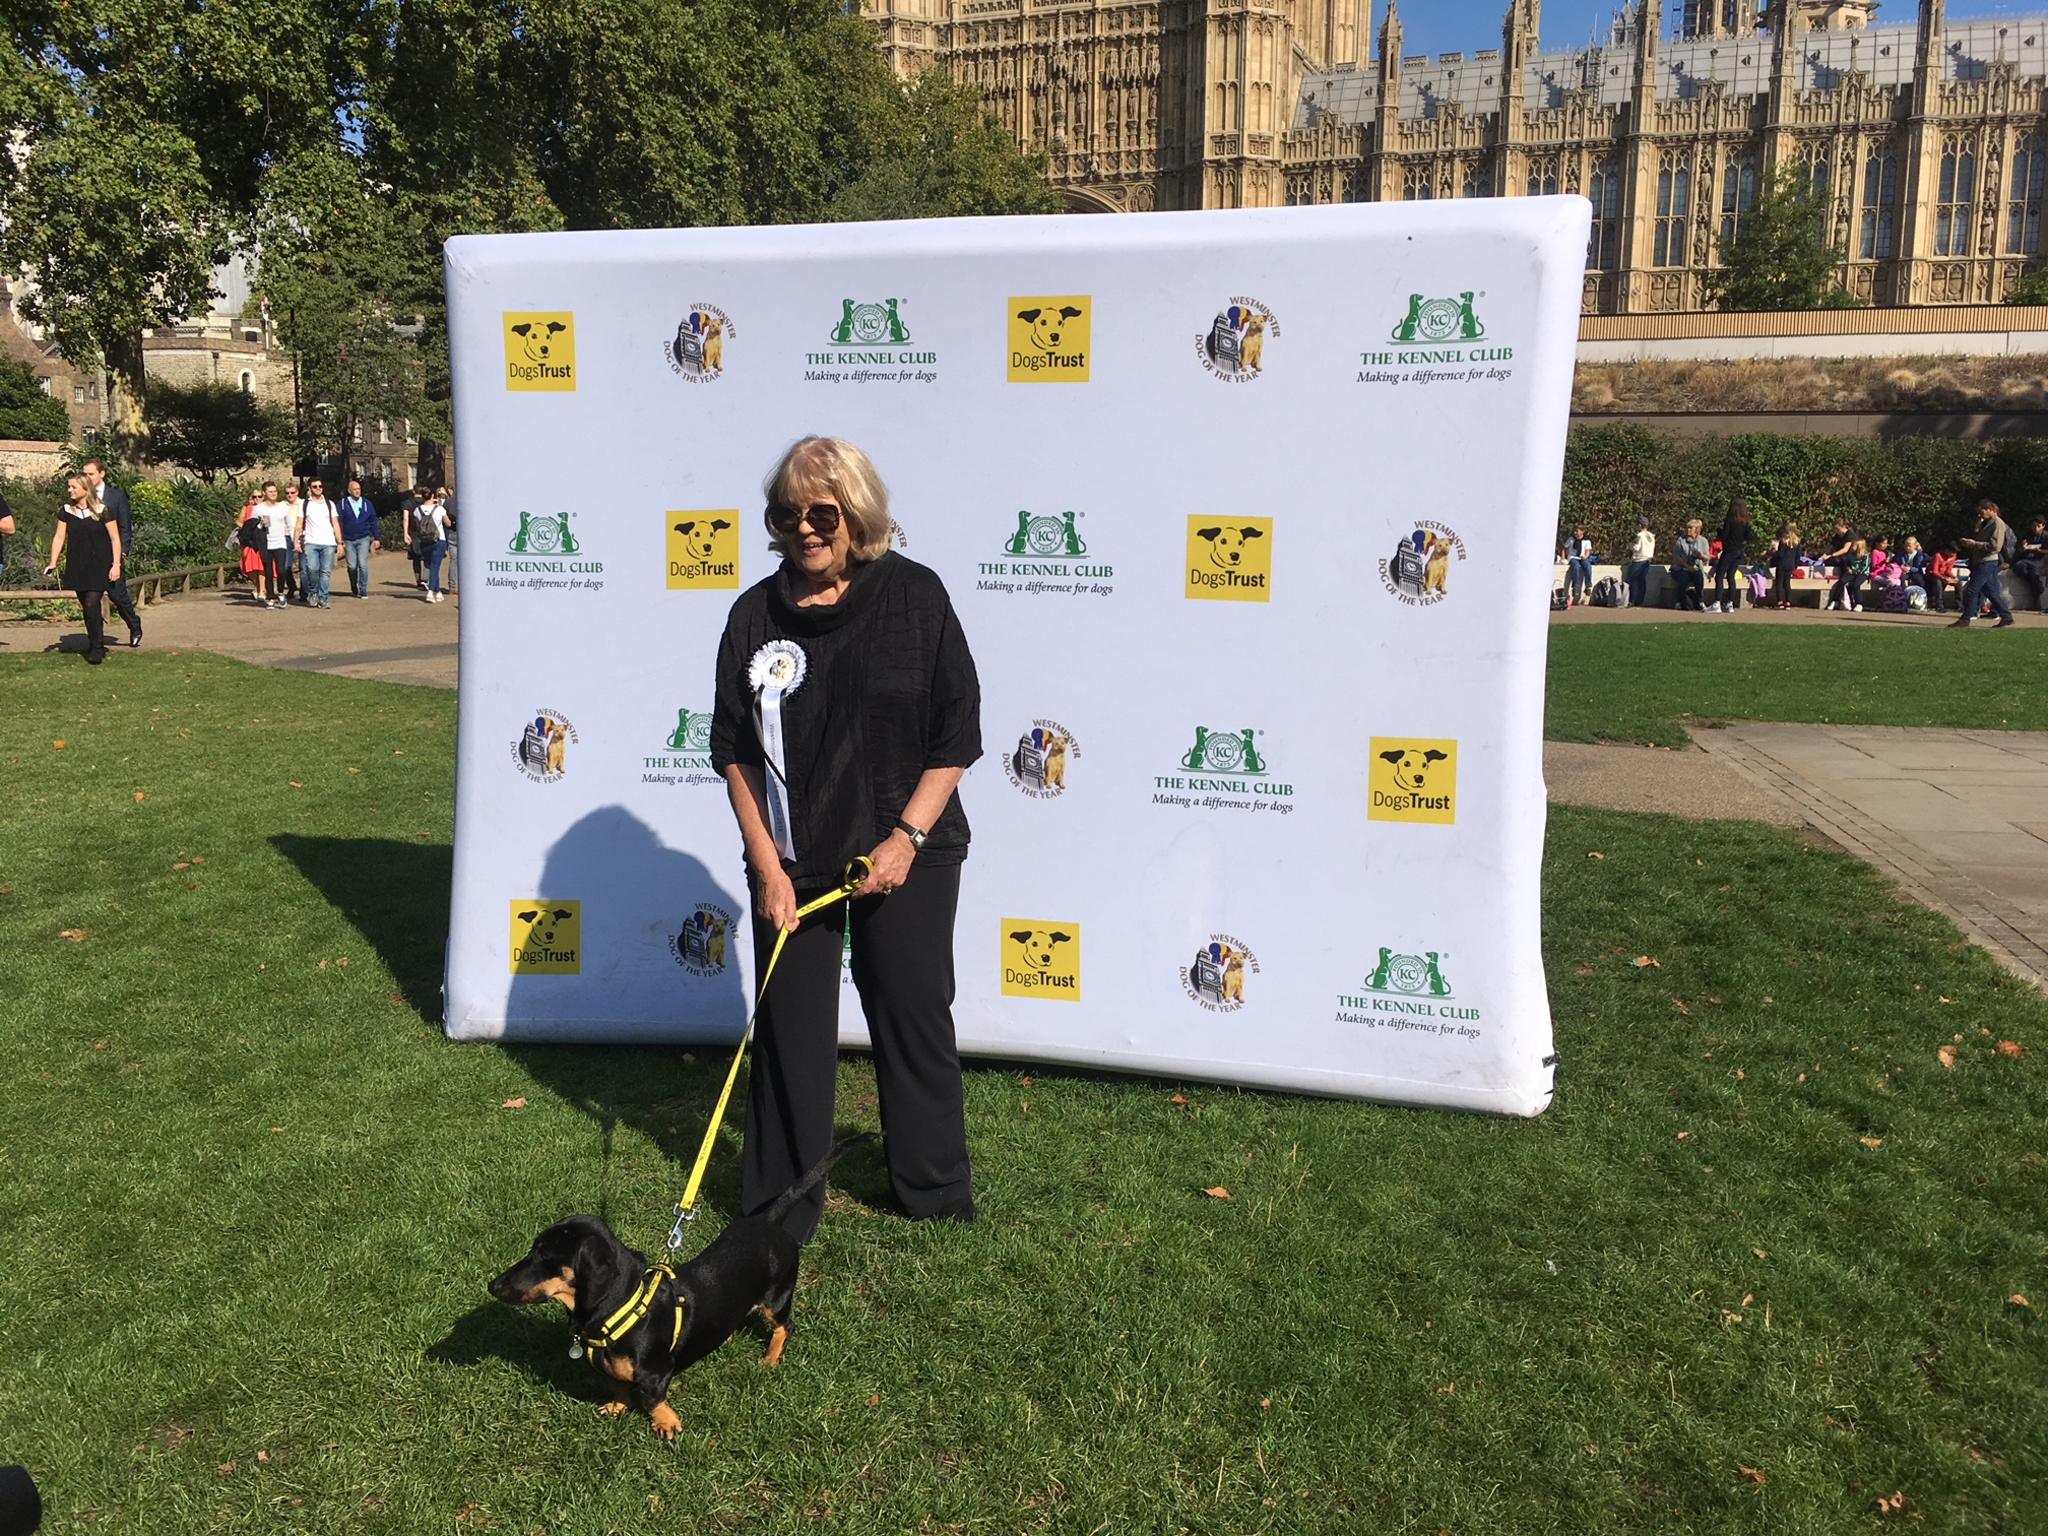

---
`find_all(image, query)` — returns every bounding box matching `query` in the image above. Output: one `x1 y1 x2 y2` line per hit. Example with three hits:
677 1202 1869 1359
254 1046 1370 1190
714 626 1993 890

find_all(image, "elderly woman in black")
44 473 123 665
710 436 982 1239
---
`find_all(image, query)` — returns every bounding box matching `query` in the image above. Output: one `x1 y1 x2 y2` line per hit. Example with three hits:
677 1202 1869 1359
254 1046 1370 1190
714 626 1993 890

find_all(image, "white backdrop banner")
442 200 1587 1114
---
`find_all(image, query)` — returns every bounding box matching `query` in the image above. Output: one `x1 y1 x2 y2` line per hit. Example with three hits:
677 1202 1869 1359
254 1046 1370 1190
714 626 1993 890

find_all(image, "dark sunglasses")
767 501 842 537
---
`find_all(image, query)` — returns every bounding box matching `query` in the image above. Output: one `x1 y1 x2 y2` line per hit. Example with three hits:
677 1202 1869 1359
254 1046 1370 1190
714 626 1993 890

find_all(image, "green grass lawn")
3 653 2046 1534
1546 624 2048 747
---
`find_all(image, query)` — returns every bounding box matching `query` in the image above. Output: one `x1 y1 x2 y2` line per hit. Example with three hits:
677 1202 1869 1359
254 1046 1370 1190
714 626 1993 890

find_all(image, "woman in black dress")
44 473 123 665
711 436 982 1240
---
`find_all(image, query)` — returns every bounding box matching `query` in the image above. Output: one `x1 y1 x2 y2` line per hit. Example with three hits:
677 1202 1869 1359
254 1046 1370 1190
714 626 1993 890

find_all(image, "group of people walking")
1564 500 2047 624
235 481 455 606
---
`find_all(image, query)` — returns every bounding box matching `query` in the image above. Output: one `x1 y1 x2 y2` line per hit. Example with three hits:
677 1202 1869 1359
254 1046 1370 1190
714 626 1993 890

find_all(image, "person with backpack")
297 477 342 608
1952 498 2017 628
413 491 453 603
1709 496 1752 612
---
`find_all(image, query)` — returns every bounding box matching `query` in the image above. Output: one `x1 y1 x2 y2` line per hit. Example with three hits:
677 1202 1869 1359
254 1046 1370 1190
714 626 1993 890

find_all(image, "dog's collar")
571 1262 683 1360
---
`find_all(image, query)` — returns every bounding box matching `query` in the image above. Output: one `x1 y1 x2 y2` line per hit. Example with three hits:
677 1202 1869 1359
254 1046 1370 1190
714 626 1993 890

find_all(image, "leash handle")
668 857 875 1246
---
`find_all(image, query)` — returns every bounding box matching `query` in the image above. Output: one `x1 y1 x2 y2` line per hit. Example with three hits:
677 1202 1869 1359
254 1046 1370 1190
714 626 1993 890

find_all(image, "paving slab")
1543 741 1802 825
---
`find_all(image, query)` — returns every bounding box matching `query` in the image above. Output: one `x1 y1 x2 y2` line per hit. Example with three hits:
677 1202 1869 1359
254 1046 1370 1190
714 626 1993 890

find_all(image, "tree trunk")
105 331 148 453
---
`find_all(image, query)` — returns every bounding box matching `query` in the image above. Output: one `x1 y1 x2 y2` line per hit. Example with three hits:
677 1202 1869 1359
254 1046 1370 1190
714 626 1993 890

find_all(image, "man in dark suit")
83 458 142 647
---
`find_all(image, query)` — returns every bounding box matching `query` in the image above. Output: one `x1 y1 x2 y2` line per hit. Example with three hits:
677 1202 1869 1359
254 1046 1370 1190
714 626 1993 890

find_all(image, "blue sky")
1405 0 2042 56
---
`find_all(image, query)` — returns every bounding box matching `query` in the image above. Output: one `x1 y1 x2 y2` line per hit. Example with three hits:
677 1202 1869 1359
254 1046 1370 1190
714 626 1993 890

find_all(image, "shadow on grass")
427 1301 610 1403
272 834 451 1011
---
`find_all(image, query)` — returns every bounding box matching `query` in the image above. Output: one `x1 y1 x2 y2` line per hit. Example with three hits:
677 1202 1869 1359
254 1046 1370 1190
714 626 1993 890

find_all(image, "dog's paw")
650 1402 682 1441
597 1400 629 1418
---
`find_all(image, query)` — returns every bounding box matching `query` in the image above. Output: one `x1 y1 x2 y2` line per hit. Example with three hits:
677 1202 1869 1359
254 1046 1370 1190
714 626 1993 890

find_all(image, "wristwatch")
894 818 928 852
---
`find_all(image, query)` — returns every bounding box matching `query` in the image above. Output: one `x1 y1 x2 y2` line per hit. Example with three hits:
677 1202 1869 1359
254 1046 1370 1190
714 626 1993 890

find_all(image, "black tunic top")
59 508 115 594
710 552 982 887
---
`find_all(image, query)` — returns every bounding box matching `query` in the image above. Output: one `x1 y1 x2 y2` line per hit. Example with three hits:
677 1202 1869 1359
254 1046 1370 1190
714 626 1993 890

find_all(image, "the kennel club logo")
1004 720 1079 799
1368 737 1459 824
503 312 576 391
1392 293 1486 344
1336 946 1482 1033
806 298 939 384
1361 291 1514 386
1381 522 1467 607
669 902 736 977
508 900 581 975
976 510 1114 597
667 304 733 381
666 511 741 590
1152 727 1294 814
643 706 720 788
1185 515 1273 602
1007 296 1091 382
510 708 577 785
1196 297 1278 381
486 512 605 590
1182 934 1260 1012
1001 919 1082 1000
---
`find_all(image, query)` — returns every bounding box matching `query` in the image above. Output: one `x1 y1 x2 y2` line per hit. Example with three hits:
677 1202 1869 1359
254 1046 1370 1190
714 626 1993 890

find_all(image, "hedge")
1556 425 2048 557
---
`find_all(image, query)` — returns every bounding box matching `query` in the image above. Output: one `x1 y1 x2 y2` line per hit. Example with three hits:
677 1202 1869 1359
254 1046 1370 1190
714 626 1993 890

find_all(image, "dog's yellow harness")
570 1263 684 1361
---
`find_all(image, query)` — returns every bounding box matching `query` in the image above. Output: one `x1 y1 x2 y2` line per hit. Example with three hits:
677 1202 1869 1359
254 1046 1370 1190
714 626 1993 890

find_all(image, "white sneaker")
1852 603 1863 612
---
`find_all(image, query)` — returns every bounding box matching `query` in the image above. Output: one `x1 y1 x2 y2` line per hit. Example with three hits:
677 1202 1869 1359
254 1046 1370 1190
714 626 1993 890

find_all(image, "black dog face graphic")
516 907 576 948
1195 526 1265 569
1017 305 1083 352
1009 928 1072 970
673 518 732 561
1378 749 1449 793
510 321 568 363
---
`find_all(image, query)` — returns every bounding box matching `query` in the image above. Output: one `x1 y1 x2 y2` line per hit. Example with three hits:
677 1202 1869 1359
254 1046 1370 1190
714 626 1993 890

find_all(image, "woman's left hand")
858 831 915 896
109 564 121 583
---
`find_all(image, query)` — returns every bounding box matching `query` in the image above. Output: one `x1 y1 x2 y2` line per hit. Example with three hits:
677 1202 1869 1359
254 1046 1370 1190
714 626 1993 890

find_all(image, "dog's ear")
1016 307 1042 323
1239 526 1265 541
516 909 538 923
674 521 692 534
510 323 532 338
566 1220 623 1311
1059 306 1083 320
710 519 730 531
545 321 567 337
553 908 575 920
1422 750 1448 765
1195 527 1222 542
1378 750 1406 767
1049 932 1072 946
1008 930 1034 945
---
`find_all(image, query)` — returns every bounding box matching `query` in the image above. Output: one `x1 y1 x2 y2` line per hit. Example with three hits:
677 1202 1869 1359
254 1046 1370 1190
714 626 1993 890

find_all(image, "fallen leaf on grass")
1672 997 1692 1017
1017 1076 1032 1086
1753 1247 1769 1260
1999 1040 2026 1059
217 1462 236 1476
1938 1044 1958 1069
1260 1398 1271 1409
256 1450 270 1465
58 929 88 943
288 781 304 789
1859 1136 1885 1149
1572 962 1595 976
1675 1130 1691 1141
1586 851 1605 860
92 1041 108 1051
1633 956 1661 969
173 862 190 871
2011 1294 2031 1308
1938 996 1955 1005
500 1097 528 1110
1875 1491 1908 1515
1202 1186 1231 1200
1738 1466 1767 1486
1170 1093 1188 1105
133 791 145 802
190 856 204 864
863 1394 880 1408
51 740 65 750
317 960 329 970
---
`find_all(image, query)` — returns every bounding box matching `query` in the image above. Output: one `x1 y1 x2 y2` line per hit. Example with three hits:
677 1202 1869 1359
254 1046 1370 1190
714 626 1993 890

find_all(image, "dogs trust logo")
1000 920 1082 1000
669 902 736 977
667 305 734 382
667 512 740 590
1184 516 1274 602
1007 296 1091 383
1380 522 1468 608
1368 737 1459 824
509 900 581 975
511 708 577 785
1197 297 1278 382
1182 934 1260 1012
1004 720 1079 799
503 313 575 391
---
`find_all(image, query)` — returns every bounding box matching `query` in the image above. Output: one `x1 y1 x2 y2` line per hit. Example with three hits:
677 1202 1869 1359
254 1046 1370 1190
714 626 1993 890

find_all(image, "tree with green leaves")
1703 170 1860 312
2009 268 2048 306
0 358 70 442
144 380 290 482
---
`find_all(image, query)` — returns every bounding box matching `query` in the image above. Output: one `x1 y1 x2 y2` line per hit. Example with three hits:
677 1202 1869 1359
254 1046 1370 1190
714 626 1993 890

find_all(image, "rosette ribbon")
748 639 808 861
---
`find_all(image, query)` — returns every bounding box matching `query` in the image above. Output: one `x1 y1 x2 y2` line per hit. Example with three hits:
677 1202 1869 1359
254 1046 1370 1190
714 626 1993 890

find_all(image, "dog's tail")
765 1132 878 1223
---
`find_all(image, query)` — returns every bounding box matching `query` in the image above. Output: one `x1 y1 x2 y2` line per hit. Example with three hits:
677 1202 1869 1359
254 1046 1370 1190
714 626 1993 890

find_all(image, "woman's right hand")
754 863 800 933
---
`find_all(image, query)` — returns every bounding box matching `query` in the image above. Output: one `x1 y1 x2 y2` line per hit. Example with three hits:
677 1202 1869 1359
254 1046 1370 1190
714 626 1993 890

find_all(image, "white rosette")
748 640 809 861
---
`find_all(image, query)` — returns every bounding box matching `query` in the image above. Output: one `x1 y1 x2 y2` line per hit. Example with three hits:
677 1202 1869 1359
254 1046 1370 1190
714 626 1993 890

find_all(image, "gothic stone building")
864 0 2048 312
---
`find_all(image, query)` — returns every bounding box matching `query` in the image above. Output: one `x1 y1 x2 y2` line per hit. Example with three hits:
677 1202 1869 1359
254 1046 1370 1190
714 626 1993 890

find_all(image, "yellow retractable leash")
663 856 874 1256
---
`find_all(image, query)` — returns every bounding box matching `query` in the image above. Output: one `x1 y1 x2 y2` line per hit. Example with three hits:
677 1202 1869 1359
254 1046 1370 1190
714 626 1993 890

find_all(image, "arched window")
239 371 253 394
1720 152 1759 246
2008 132 2046 254
1860 144 1899 259
1526 158 1559 198
1655 153 1692 267
1461 162 1492 199
1588 159 1622 270
1403 163 1434 201
1937 137 1976 257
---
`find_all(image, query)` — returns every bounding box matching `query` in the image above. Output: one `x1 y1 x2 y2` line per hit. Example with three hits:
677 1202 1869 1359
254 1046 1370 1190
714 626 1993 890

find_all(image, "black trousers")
74 589 106 654
261 546 288 597
107 576 140 637
742 861 972 1241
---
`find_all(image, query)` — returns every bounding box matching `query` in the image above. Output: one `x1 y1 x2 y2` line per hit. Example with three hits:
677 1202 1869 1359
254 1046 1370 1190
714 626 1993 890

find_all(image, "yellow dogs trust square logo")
503 313 575 391
1368 738 1458 824
1001 919 1081 1000
1008 297 1091 382
509 900 581 974
666 512 740 590
1185 516 1273 602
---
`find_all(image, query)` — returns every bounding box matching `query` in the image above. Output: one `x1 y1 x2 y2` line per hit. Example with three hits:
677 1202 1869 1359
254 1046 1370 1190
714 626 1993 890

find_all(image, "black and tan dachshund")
489 1133 874 1439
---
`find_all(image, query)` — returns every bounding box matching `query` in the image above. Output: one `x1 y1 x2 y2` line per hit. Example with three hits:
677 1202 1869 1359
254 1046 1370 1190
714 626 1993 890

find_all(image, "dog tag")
568 1339 585 1360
